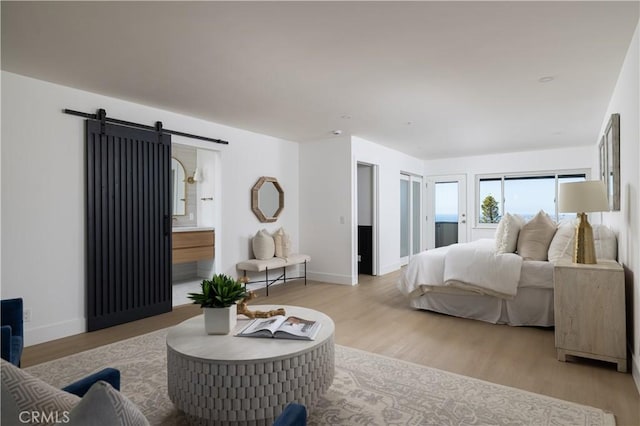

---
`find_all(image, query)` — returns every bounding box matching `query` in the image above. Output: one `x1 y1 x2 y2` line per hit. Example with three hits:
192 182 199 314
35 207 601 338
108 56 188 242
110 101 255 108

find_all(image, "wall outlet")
357 255 362 262
23 308 32 323
189 213 194 220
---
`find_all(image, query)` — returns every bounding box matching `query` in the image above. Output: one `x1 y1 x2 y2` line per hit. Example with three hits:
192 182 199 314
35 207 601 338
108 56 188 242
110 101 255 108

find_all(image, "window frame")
475 168 591 228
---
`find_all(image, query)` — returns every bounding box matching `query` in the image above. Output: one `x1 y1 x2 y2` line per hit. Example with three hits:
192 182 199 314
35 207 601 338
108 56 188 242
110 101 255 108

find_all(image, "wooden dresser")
172 229 215 264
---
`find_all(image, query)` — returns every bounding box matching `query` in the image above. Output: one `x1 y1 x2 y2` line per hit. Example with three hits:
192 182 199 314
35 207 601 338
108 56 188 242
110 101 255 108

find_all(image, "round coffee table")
167 305 335 425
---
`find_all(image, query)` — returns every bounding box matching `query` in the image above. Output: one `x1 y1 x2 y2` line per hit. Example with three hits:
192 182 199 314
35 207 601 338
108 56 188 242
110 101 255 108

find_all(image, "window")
477 171 588 226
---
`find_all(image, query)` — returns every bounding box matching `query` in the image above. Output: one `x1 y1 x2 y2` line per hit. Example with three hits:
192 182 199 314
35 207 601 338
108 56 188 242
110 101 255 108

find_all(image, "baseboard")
632 352 640 396
379 261 402 276
24 318 85 346
308 271 355 285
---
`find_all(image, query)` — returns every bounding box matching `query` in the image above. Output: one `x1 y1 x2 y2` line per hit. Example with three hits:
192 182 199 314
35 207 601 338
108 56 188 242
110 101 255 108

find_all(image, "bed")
398 213 617 327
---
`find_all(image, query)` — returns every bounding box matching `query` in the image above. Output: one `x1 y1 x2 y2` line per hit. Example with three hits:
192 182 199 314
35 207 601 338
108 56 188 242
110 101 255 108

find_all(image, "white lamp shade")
558 180 609 213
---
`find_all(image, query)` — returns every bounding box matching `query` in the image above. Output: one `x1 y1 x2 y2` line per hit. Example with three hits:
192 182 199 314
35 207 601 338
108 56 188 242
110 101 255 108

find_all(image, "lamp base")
573 212 597 264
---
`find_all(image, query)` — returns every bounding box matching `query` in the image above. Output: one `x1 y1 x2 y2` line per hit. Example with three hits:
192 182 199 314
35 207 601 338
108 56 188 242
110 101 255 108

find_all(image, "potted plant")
187 274 247 335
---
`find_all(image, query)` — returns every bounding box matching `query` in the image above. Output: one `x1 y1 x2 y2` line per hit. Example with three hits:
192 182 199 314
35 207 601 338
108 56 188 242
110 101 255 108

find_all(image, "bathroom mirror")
251 176 284 223
171 158 186 216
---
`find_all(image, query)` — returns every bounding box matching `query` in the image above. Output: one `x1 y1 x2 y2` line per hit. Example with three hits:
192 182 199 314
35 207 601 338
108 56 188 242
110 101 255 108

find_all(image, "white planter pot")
203 305 237 335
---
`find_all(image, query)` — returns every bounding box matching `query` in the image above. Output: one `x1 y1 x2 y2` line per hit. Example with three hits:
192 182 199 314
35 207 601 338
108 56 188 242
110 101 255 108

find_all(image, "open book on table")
236 315 322 341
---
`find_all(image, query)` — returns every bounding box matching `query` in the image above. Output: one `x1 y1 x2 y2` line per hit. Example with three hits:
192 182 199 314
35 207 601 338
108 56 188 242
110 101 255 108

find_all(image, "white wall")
352 137 424 276
299 137 353 284
423 146 595 241
1 71 299 345
299 136 424 285
597 18 640 392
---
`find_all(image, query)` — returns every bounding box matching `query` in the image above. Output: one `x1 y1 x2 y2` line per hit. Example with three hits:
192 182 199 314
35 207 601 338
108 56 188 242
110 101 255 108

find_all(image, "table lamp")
558 181 609 264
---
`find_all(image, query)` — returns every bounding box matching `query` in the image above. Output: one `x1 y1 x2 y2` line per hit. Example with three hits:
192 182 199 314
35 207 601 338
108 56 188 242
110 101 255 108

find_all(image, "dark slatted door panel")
86 120 172 331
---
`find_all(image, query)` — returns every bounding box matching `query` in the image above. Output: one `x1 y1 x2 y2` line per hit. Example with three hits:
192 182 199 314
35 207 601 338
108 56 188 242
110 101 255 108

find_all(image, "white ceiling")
2 1 638 159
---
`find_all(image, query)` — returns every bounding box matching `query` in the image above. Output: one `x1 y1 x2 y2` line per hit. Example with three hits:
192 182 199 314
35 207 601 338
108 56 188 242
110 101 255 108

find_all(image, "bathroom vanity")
172 228 215 264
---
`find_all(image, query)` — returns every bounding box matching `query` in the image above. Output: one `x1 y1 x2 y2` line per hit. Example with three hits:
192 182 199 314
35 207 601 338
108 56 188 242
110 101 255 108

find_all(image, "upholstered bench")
236 254 310 296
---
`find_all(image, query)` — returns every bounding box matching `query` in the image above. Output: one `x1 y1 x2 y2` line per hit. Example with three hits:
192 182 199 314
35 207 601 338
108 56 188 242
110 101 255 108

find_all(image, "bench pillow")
273 228 292 258
252 229 275 260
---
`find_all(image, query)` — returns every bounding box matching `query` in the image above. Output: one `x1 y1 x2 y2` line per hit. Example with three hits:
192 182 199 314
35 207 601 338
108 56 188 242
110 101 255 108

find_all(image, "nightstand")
553 259 627 372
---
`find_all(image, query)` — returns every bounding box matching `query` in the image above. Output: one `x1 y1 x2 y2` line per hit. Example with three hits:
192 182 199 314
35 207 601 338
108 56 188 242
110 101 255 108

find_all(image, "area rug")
26 328 615 425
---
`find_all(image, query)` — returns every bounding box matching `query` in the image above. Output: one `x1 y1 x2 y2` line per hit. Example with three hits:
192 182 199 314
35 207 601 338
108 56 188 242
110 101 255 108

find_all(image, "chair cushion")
1 359 80 426
252 229 275 260
517 211 557 261
67 381 149 426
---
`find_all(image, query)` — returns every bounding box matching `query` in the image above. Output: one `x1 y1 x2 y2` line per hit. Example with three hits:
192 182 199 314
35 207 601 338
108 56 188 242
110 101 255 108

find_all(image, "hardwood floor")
24 271 640 425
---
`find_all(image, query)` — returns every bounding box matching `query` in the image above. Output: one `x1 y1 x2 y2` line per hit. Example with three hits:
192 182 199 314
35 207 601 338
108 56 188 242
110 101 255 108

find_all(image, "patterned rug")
26 328 615 425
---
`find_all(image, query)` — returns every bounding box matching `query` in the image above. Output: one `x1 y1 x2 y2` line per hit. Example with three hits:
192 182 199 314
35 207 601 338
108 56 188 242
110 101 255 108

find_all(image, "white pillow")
517 210 557 261
68 381 149 426
593 224 617 260
252 229 275 260
548 222 618 262
548 221 575 263
273 228 292 258
1 359 80 426
494 213 524 254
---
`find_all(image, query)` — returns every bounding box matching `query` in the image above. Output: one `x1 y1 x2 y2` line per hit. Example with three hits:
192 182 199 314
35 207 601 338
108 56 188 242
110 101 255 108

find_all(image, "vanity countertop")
172 226 215 233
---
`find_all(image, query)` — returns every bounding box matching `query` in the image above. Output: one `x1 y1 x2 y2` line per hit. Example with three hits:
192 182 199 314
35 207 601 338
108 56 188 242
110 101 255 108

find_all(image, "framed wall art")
601 113 620 211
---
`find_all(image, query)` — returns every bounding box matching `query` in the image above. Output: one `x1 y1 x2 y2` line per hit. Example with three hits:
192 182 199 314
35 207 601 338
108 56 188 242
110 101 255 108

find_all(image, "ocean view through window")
476 171 588 225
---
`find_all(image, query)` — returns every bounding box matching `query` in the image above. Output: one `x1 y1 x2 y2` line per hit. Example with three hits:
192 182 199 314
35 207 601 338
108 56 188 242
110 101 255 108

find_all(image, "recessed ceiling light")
538 76 555 83
332 130 343 135
341 115 351 120
406 121 413 125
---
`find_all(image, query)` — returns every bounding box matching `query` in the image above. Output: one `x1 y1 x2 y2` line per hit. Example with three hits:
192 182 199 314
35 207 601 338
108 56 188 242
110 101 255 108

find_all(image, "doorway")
357 163 378 275
426 175 467 249
171 144 221 306
400 173 423 265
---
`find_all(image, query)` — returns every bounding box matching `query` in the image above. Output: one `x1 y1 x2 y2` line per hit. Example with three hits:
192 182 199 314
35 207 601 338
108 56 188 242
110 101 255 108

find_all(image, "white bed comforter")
399 239 523 299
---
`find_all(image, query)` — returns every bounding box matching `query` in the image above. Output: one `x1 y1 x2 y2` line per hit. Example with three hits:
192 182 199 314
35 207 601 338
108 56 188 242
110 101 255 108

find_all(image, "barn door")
86 119 172 331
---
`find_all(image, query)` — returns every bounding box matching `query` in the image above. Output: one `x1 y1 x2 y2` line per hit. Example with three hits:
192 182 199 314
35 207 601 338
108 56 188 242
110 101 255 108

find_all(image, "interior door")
86 120 172 331
400 173 423 265
426 175 467 249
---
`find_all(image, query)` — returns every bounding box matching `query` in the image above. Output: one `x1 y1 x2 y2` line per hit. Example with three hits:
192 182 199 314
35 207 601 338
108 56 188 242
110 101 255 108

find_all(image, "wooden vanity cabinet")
172 230 215 264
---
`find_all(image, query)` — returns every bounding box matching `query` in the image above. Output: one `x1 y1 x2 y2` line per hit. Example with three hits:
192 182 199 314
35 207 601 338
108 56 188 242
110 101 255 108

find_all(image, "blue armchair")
1 298 24 366
274 403 307 426
62 367 121 396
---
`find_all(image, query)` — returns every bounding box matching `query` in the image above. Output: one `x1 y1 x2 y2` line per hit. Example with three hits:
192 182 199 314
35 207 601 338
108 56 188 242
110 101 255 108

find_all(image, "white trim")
372 164 380 276
24 318 85 347
425 174 467 249
308 271 356 286
379 261 403 276
400 173 424 265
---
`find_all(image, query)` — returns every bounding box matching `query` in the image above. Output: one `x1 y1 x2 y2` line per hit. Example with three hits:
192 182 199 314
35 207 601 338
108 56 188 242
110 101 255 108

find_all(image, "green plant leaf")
186 274 247 308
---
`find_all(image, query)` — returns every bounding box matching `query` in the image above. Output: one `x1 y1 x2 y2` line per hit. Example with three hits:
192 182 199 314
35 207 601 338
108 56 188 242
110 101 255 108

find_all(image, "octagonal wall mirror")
251 176 284 223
